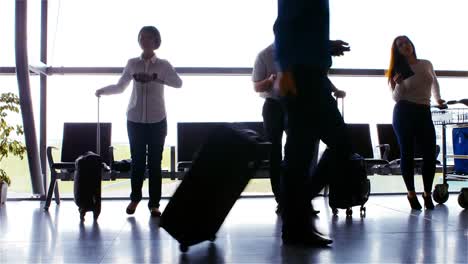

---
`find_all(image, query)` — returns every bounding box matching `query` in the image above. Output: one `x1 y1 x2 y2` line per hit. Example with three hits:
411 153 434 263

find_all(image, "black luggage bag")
160 125 269 253
328 152 370 217
318 149 370 217
74 151 102 221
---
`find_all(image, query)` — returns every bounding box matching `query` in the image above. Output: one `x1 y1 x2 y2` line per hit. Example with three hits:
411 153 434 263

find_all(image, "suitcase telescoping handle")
97 96 101 156
336 96 344 120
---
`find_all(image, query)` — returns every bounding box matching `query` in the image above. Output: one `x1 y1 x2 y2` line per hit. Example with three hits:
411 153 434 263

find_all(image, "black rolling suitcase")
323 150 370 217
73 97 106 221
74 151 102 221
326 97 370 217
160 125 269 253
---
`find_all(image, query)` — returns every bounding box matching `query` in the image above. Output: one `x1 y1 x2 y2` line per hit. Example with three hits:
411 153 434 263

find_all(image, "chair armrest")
375 144 390 161
46 146 58 170
50 162 75 170
177 161 192 171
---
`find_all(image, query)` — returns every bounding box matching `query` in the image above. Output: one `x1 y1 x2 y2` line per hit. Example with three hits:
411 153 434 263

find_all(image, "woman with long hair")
387 35 444 210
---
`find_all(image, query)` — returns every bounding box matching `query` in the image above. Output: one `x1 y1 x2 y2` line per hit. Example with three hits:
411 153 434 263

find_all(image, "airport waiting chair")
347 123 389 175
44 122 113 211
176 122 270 177
376 124 441 175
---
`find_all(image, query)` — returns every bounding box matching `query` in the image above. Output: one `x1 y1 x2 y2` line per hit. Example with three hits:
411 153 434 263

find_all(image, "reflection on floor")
0 195 466 263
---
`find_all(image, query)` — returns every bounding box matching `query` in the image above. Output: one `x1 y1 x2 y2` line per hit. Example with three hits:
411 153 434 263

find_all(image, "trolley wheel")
433 184 449 204
458 188 468 209
360 206 366 217
209 236 216 242
346 208 353 217
179 244 189 253
332 208 338 215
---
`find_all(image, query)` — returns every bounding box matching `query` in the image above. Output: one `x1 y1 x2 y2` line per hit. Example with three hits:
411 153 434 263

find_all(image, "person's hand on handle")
333 89 346 98
95 89 103 97
278 71 297 96
437 99 446 107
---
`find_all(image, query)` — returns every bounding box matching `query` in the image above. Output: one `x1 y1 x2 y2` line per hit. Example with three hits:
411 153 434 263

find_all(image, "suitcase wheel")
179 244 189 253
458 188 468 209
433 184 449 204
345 208 352 217
360 206 366 217
332 208 338 216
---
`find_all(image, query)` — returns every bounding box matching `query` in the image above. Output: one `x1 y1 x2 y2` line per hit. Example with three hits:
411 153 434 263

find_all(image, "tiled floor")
0 195 466 263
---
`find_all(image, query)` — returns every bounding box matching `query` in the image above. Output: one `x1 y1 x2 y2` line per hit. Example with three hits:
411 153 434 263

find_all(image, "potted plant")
0 92 26 204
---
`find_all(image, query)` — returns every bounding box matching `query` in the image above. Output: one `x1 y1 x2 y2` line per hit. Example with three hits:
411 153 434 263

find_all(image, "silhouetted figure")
274 0 352 247
387 35 444 210
96 26 182 217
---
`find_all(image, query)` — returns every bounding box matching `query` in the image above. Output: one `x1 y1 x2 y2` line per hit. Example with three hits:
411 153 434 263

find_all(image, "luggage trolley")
431 103 468 209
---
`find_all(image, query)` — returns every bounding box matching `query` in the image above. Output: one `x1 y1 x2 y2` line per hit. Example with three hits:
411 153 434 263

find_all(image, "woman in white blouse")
387 35 444 210
96 26 182 217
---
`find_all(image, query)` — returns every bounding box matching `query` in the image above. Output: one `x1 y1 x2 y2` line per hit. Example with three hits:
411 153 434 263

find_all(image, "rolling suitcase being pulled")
74 151 102 221
319 149 370 217
329 153 370 217
160 125 269 253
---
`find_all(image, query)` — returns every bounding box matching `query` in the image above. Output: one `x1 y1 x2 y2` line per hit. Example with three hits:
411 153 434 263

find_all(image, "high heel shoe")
407 195 422 210
422 193 435 210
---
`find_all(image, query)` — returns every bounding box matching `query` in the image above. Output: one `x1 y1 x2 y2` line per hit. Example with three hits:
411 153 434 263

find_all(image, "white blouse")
99 55 182 123
392 59 441 106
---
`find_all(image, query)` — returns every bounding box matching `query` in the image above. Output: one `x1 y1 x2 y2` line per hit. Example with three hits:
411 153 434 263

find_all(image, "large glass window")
6 0 468 197
1 77 35 198
330 0 468 70
47 0 277 67
0 0 42 66
0 0 14 66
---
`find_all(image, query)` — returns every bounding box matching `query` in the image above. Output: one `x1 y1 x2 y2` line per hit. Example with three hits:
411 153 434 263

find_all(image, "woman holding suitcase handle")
96 26 182 217
387 35 444 210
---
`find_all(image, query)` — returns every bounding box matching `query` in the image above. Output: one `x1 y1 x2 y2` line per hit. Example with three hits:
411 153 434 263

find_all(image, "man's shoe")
282 231 333 247
126 201 139 215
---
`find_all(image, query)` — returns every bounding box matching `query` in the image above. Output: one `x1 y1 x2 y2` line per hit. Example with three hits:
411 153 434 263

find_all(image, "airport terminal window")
330 0 468 70
0 77 36 198
47 0 277 67
0 0 14 66
4 0 468 197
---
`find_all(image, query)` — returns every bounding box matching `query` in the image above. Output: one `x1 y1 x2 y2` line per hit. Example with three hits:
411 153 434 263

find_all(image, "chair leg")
53 182 60 204
44 173 57 211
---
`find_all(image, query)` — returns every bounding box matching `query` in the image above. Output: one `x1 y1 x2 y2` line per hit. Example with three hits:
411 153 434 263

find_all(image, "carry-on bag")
73 97 106 221
74 151 102 221
327 152 370 217
160 125 269 252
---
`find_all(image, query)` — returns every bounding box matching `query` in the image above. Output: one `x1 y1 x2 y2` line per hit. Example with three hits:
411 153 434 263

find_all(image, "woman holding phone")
96 26 182 217
387 35 444 210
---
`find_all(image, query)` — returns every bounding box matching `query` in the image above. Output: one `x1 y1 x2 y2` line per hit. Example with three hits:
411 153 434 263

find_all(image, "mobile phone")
398 60 414 80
